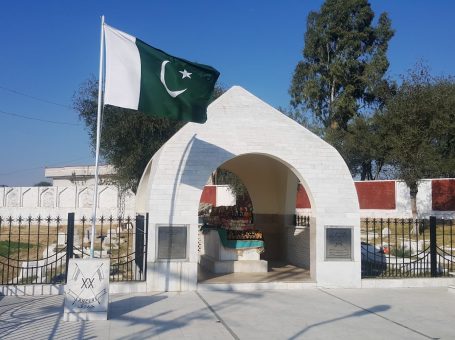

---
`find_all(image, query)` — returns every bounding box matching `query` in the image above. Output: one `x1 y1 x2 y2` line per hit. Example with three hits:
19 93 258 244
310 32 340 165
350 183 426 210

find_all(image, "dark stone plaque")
325 226 353 260
157 226 187 260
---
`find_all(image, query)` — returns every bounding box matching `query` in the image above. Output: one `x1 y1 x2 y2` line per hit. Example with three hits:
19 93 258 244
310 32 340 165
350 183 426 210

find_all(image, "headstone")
86 229 91 241
73 234 81 248
382 227 390 237
57 232 66 245
64 258 110 321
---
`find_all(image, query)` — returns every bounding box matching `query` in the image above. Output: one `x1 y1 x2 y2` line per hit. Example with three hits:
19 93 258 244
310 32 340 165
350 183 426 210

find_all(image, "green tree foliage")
289 0 395 180
213 168 250 202
290 0 394 130
379 65 455 214
34 181 52 187
74 77 225 193
73 77 183 192
325 114 391 180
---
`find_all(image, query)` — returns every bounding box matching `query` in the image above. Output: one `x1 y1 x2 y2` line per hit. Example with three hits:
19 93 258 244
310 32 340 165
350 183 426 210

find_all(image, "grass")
0 240 34 258
390 246 413 258
0 221 140 283
361 219 455 250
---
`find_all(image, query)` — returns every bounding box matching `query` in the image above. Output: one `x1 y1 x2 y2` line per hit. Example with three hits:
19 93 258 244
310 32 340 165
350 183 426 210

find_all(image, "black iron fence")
0 215 68 285
0 213 148 285
294 215 310 227
362 217 454 278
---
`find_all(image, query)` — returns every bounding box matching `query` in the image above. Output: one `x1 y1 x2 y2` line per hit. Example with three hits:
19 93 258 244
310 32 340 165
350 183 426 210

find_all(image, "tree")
290 0 394 131
74 77 225 193
379 65 455 216
213 168 250 203
325 114 392 180
34 181 52 187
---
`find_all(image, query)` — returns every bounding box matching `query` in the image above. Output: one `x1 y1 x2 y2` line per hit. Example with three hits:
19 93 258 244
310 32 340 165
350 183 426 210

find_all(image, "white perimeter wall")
2 180 452 221
215 185 236 206
0 185 136 220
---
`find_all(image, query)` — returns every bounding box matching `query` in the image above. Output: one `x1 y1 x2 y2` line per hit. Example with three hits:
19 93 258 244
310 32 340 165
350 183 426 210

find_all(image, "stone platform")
201 229 267 273
200 254 267 274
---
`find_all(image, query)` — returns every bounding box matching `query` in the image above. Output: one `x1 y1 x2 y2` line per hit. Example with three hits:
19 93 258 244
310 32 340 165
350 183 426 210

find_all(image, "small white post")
90 15 105 258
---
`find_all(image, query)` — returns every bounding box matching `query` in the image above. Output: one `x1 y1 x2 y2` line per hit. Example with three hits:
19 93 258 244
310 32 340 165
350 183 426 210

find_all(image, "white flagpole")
90 15 105 258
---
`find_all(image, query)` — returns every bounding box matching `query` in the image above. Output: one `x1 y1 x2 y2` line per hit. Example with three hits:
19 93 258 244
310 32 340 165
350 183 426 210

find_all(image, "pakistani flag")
104 24 220 123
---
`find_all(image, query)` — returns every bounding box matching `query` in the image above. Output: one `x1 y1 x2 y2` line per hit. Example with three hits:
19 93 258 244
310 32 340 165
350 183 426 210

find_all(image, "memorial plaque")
325 226 353 260
157 225 188 260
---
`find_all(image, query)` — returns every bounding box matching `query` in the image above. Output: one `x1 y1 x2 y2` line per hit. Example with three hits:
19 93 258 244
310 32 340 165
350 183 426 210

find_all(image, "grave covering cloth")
217 229 264 249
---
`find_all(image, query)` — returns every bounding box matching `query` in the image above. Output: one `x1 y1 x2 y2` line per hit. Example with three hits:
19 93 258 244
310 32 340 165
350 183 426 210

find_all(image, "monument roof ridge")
205 86 321 141
207 86 286 121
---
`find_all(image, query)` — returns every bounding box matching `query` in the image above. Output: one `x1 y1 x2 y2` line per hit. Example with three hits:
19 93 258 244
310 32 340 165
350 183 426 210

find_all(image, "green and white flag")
104 24 220 123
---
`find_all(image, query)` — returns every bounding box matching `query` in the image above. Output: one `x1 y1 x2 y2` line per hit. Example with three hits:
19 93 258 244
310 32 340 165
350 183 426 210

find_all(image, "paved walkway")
198 262 311 284
0 287 454 339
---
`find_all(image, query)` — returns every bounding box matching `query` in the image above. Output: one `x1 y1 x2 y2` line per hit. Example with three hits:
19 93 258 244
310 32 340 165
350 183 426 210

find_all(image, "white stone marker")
64 258 110 321
57 232 66 245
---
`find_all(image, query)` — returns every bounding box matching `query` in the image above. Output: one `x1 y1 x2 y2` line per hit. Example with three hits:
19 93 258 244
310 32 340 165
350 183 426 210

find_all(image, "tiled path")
1 287 454 339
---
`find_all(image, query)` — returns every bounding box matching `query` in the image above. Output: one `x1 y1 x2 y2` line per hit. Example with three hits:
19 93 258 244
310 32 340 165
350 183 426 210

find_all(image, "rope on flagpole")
90 15 105 258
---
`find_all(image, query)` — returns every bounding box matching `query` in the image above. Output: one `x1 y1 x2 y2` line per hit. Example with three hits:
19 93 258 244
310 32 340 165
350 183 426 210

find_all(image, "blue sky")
1 0 454 186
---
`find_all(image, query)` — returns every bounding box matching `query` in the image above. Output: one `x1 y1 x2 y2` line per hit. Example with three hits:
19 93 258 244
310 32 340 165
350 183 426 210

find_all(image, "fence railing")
0 215 68 285
0 213 148 285
362 217 454 278
294 215 310 227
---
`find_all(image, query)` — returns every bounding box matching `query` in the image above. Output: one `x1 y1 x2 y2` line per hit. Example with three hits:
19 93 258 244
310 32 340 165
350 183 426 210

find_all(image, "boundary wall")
1 179 453 219
297 179 455 218
0 185 135 220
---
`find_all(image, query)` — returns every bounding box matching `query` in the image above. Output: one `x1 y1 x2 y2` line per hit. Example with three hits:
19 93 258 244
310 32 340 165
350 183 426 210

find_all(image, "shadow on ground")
289 304 391 339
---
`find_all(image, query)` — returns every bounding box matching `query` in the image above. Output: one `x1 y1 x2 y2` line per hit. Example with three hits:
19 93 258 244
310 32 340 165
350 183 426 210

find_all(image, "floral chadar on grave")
200 205 264 251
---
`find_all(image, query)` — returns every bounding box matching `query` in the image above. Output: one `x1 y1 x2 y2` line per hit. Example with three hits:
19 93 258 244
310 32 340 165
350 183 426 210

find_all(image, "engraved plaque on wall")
157 225 188 260
325 226 353 260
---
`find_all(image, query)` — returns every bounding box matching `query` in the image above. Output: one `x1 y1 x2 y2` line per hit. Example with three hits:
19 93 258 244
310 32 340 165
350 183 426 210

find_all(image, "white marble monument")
64 258 110 321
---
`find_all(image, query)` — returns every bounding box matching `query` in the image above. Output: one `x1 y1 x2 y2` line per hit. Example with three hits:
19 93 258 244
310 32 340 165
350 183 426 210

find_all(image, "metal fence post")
135 214 145 277
430 216 437 277
66 213 75 283
144 213 149 280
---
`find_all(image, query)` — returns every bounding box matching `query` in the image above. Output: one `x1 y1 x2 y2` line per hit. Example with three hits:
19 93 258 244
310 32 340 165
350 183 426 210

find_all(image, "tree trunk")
360 165 366 181
360 161 373 181
409 183 420 235
410 185 418 219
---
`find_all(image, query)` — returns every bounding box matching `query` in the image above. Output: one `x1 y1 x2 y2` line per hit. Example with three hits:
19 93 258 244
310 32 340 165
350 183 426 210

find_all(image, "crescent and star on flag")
160 60 192 98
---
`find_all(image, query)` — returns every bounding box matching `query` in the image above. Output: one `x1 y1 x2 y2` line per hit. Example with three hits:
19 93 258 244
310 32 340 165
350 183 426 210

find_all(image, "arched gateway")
136 86 360 291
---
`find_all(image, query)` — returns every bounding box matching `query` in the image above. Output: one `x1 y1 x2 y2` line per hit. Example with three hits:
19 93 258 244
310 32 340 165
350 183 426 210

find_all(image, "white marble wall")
286 225 310 269
0 185 135 221
137 86 361 290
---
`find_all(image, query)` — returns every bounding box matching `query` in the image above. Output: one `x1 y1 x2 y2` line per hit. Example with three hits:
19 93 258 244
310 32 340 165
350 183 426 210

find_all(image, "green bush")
390 246 412 258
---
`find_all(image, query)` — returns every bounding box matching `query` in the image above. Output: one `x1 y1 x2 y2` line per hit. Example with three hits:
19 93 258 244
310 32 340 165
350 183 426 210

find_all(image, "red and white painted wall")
200 179 455 219
296 178 455 218
199 184 235 207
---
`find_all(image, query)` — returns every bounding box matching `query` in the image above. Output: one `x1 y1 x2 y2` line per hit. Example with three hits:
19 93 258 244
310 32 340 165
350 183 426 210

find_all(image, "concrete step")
197 281 316 292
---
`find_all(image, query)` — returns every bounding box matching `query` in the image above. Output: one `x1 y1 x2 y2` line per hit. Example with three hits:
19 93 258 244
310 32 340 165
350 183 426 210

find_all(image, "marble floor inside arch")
197 261 312 285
